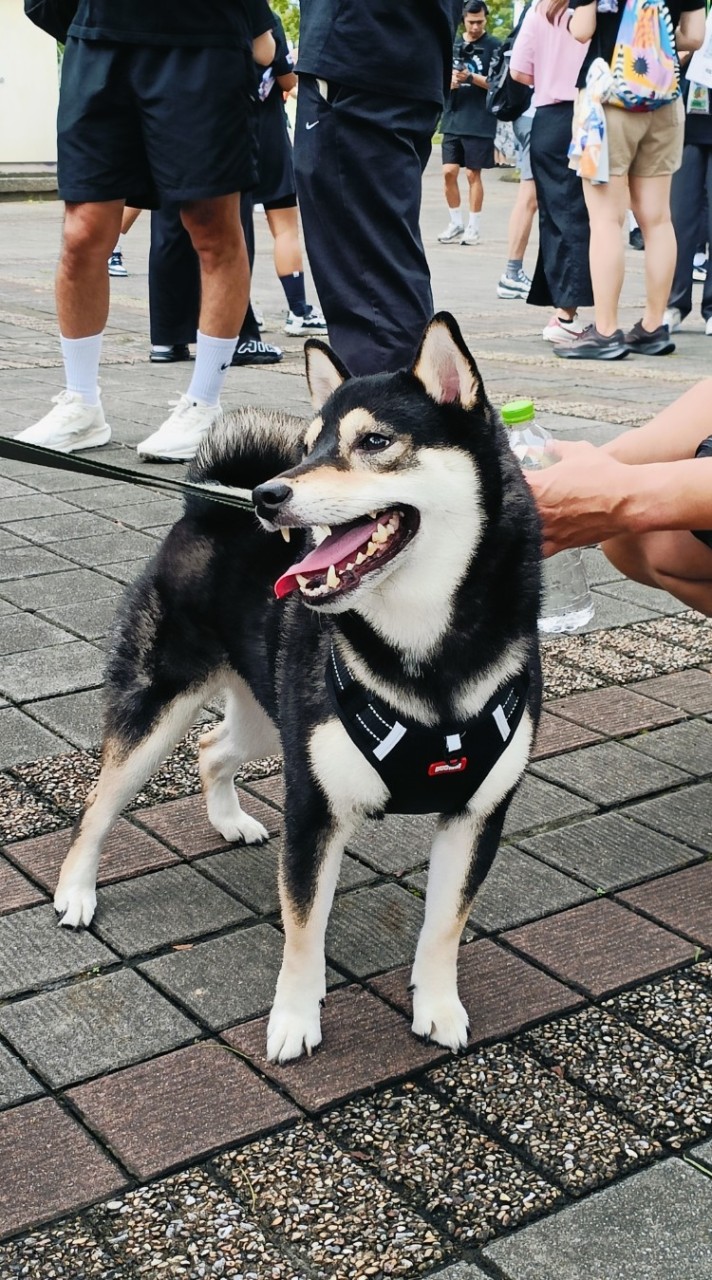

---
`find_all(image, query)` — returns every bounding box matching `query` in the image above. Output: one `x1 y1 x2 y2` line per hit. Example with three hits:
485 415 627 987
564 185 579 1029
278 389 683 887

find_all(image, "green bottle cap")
500 399 535 425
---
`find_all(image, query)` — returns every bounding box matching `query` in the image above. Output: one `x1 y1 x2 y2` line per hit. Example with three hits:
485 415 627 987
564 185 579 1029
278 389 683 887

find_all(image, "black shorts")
255 102 296 209
693 435 712 549
58 39 258 207
441 133 495 171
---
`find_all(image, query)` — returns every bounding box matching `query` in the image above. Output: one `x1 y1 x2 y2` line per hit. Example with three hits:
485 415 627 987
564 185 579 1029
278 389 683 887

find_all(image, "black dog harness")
326 643 529 815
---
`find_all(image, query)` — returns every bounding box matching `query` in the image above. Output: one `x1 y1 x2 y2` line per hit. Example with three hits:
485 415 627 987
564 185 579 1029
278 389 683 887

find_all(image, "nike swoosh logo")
305 121 319 130
220 361 231 371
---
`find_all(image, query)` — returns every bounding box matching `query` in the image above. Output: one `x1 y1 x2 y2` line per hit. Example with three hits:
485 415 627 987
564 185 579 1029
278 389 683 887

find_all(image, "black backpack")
24 0 77 42
486 5 533 123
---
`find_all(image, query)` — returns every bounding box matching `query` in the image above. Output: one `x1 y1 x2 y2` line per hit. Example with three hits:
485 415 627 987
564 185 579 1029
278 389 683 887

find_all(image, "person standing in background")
438 2 501 247
293 0 461 376
16 1 275 463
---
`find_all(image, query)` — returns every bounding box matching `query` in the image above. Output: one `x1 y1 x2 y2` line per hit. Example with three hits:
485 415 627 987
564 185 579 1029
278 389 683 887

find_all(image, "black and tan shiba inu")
55 313 542 1063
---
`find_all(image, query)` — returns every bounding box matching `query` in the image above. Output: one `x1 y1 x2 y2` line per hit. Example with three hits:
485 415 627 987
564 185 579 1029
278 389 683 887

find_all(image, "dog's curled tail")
184 406 307 515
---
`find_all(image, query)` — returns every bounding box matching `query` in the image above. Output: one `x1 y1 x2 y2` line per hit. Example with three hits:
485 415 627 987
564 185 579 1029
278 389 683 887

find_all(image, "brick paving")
0 160 711 1276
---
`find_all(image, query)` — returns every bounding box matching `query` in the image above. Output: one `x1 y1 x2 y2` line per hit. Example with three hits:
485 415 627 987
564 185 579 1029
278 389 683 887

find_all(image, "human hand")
525 439 632 556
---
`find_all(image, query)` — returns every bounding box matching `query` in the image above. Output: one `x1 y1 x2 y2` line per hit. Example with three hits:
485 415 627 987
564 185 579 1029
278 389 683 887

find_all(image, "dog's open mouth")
274 506 419 601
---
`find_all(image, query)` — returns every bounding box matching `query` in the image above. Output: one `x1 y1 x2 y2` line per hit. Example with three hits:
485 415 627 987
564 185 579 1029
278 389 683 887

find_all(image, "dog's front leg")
267 798 353 1065
411 802 508 1051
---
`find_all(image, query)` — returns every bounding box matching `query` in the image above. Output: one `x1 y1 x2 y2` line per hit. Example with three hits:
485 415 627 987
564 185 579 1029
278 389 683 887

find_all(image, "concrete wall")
0 0 59 166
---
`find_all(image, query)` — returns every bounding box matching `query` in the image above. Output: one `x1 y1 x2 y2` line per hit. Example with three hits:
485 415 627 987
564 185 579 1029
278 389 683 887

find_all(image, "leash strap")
0 437 254 511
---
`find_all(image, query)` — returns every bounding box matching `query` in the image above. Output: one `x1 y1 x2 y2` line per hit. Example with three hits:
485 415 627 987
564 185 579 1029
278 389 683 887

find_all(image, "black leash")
0 437 255 511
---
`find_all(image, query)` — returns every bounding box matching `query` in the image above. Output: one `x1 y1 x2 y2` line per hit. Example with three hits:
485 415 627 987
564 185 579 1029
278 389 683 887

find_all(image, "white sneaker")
542 316 585 344
15 391 110 453
137 394 221 462
461 230 481 246
497 270 531 299
706 316 712 336
284 306 328 335
437 223 464 244
663 307 682 333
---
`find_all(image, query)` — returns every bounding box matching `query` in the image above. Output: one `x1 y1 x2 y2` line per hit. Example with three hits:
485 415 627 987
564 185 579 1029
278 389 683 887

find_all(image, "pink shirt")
509 2 589 108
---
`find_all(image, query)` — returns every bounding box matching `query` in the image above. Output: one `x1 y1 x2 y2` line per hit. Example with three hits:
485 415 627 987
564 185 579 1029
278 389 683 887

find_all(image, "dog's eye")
359 433 392 453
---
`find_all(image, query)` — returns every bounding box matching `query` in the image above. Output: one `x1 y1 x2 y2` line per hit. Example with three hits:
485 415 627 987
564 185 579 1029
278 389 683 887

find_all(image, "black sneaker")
231 339 283 367
624 320 675 356
554 324 629 360
149 344 193 363
628 227 644 251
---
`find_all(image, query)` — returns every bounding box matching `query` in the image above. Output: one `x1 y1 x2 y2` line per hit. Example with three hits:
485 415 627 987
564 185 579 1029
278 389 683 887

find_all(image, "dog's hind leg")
199 676 280 844
411 800 509 1052
54 689 206 928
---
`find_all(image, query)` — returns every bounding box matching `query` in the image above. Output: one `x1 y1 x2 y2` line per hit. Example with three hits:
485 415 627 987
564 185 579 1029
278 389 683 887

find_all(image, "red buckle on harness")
428 756 468 777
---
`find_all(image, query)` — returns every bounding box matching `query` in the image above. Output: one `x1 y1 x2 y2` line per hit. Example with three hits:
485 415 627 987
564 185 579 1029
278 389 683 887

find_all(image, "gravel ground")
8 734 282 823
607 973 712 1069
0 1219 126 1279
88 1168 308 1278
321 1082 561 1244
0 774 64 843
214 1123 452 1278
427 1043 658 1194
521 1005 712 1149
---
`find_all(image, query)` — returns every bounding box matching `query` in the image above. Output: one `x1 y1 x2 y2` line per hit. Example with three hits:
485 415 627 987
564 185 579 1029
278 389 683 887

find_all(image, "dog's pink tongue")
274 517 379 598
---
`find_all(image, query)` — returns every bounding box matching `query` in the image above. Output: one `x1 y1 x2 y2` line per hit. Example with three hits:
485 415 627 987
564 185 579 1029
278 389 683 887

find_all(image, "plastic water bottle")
501 399 595 634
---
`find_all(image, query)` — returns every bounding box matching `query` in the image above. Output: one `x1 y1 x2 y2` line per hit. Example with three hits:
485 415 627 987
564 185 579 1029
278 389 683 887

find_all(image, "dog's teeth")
355 551 367 565
368 510 378 519
373 523 388 544
296 574 310 589
313 525 331 544
346 562 355 572
279 527 291 543
326 565 340 590
366 541 378 557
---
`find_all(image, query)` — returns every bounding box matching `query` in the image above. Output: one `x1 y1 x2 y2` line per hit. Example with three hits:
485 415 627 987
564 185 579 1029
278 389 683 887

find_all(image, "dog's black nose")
253 480 293 512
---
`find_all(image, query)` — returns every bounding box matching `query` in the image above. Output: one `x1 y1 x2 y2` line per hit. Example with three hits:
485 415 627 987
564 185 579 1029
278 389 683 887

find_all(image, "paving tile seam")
508 836 707 897
493 926 699 1003
515 1015 712 1155
413 1064 659 1207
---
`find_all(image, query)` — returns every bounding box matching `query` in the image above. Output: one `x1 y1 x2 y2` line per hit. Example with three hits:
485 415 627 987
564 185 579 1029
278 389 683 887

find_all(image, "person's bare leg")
120 206 143 236
181 193 249 338
506 177 537 260
57 201 125 338
466 167 484 214
604 528 712 613
629 173 676 332
582 174 628 335
443 163 462 214
265 205 303 277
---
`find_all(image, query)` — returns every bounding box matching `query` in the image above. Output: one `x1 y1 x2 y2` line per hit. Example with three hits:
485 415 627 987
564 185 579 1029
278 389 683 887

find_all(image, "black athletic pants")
294 76 439 375
148 196 258 346
668 142 712 323
527 103 594 311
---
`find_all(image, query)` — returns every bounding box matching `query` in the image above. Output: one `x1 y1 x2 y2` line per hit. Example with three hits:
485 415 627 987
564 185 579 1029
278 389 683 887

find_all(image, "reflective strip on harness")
325 642 530 816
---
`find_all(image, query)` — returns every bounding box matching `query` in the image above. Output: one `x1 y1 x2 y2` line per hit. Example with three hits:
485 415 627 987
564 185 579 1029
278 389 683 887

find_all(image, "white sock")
60 333 102 406
628 211 638 231
468 213 481 234
449 208 464 230
186 331 238 407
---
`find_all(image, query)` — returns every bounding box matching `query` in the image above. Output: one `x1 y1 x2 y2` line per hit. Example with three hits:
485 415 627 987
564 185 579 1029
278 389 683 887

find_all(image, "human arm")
569 0 597 43
527 442 712 554
509 10 536 86
676 5 705 51
253 29 276 65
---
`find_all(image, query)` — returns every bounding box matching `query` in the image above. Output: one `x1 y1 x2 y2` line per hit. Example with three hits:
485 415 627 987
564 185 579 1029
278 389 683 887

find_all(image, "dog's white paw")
266 1000 323 1064
54 881 97 928
411 988 470 1052
210 808 269 846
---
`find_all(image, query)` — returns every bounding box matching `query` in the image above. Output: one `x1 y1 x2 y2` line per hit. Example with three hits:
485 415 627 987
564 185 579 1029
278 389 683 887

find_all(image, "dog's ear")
304 339 351 410
411 313 481 410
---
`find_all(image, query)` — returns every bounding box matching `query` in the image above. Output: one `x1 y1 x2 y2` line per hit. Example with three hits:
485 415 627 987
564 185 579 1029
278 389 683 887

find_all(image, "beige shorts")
604 97 684 178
